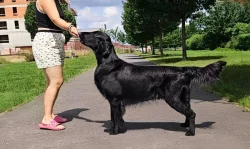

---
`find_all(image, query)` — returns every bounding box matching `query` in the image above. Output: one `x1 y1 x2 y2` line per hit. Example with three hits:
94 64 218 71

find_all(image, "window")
14 21 19 29
0 21 7 30
13 7 17 16
0 8 5 16
0 35 9 43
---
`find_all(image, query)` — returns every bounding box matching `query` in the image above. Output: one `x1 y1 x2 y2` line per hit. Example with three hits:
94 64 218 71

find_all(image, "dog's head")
79 31 113 59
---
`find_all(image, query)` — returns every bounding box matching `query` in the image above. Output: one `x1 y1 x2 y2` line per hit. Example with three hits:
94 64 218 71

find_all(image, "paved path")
0 54 250 149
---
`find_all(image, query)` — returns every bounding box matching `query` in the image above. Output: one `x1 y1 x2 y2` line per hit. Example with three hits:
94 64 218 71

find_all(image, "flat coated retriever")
79 31 227 136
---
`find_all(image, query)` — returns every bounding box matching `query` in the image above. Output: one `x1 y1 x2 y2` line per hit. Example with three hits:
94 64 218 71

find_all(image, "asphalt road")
0 54 250 149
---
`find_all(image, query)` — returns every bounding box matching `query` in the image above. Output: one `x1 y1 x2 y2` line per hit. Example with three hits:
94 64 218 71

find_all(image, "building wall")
0 0 29 6
0 0 31 52
1 6 27 19
0 18 32 48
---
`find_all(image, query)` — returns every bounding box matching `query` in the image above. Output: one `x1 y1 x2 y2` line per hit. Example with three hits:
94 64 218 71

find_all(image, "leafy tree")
228 22 250 36
200 1 250 49
61 3 77 43
109 27 119 43
24 2 37 40
117 30 126 44
164 28 181 50
186 34 206 50
24 2 76 44
122 1 149 53
168 0 216 60
226 23 250 49
100 24 110 34
122 1 140 46
123 0 179 55
125 0 215 58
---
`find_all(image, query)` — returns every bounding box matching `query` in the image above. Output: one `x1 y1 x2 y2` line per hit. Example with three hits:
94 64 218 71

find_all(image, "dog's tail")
187 61 227 85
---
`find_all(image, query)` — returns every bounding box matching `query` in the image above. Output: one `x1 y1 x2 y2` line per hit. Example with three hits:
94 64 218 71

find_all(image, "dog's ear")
102 42 112 58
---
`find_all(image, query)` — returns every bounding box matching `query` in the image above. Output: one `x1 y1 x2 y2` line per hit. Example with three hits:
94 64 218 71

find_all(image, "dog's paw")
109 129 119 135
104 128 111 133
185 130 195 136
104 128 119 135
119 127 127 134
181 123 190 127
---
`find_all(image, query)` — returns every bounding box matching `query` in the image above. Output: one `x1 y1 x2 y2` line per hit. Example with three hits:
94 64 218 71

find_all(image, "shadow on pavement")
57 108 89 122
62 108 215 133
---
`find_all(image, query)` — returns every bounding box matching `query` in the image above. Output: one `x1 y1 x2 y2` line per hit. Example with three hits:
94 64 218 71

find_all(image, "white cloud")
77 7 105 22
75 5 123 31
104 6 119 17
70 0 124 31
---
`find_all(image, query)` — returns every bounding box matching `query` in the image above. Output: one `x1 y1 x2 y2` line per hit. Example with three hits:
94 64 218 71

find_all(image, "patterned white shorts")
32 31 65 69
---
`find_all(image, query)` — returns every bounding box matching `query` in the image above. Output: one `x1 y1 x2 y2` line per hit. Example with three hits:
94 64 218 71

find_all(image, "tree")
100 24 110 34
117 30 127 52
122 1 149 53
169 0 216 60
24 2 76 44
123 0 179 55
122 1 139 46
164 28 182 50
109 27 119 43
24 2 37 40
199 1 250 49
117 30 126 44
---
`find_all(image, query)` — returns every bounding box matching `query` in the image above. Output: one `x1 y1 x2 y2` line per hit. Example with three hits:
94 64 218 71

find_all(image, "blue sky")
70 0 124 31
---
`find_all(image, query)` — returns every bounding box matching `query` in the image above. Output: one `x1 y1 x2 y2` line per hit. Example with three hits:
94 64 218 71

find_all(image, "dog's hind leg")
179 86 191 128
165 86 196 136
108 98 127 135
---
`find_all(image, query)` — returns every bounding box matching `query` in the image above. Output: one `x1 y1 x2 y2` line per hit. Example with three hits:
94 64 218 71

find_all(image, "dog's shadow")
58 108 215 133
57 108 90 122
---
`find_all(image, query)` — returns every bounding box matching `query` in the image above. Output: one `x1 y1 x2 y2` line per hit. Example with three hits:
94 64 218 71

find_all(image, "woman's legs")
42 65 64 129
45 71 60 119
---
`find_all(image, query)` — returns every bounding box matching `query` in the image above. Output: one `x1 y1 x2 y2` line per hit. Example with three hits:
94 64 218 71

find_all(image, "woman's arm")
40 0 78 36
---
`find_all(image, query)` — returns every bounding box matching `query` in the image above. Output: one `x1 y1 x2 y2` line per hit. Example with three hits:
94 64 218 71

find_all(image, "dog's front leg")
109 98 126 135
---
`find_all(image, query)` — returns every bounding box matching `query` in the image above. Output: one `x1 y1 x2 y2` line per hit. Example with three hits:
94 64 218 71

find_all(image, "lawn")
0 53 96 113
138 49 250 111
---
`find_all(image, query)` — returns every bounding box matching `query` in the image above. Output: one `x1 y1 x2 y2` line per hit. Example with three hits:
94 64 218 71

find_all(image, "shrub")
237 34 250 50
225 36 239 49
231 23 250 36
186 34 206 50
24 53 35 62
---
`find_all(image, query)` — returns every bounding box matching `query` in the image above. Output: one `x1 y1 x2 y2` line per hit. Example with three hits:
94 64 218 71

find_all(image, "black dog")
79 31 227 136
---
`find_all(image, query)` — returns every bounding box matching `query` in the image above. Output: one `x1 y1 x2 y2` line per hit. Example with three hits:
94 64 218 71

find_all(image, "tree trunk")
145 43 147 54
182 15 187 60
160 31 164 56
141 43 144 53
152 37 155 55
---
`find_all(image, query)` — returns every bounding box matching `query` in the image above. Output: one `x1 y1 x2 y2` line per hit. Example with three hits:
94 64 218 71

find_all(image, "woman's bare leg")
42 65 64 129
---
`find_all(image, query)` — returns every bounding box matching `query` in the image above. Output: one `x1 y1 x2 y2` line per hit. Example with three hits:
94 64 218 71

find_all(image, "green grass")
138 49 250 111
0 53 96 113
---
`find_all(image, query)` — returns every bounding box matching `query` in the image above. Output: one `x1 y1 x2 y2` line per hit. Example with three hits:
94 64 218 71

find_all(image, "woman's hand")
69 26 79 37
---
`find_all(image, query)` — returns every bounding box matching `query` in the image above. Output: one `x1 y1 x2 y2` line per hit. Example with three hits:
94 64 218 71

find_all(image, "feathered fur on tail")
187 61 227 85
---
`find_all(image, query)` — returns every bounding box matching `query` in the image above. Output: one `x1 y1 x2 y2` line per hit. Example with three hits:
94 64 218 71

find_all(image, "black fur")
79 31 227 136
